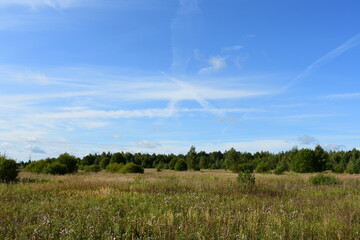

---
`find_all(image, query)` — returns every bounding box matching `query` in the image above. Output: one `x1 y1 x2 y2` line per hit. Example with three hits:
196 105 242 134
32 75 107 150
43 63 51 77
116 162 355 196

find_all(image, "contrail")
278 33 360 93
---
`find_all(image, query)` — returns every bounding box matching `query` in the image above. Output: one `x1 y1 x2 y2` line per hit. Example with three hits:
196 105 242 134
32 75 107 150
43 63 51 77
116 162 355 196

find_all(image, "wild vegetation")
2 146 360 238
1 170 360 239
20 145 360 175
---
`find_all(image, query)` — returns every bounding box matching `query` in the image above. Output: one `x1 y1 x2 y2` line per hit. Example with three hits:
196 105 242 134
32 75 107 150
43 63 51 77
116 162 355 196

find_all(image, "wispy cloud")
222 45 243 51
199 56 227 74
325 144 346 151
323 92 360 99
136 140 161 149
280 33 360 92
0 0 88 9
26 145 46 154
298 135 318 145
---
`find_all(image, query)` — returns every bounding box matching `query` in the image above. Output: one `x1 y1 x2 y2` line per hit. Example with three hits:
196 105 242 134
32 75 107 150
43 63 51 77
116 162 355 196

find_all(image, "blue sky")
1 0 360 161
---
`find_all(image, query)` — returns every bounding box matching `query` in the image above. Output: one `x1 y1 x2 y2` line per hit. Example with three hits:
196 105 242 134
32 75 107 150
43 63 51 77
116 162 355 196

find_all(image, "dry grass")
1 170 360 239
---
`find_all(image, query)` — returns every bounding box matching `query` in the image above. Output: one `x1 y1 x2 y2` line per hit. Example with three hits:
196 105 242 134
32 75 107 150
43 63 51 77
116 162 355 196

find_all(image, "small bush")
24 160 47 174
106 163 124 173
174 159 188 171
309 174 339 185
57 153 78 173
44 162 68 175
84 165 101 173
255 162 271 173
273 166 285 175
120 163 144 174
237 163 254 173
237 171 255 186
0 156 19 183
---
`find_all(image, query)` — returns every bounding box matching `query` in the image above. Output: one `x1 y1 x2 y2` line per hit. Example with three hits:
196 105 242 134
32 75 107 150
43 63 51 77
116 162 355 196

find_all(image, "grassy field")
1 170 360 239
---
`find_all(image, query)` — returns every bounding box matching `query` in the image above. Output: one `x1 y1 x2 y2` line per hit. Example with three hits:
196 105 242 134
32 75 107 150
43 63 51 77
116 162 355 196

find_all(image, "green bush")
174 159 188 171
255 162 271 173
237 171 255 186
0 156 19 183
273 159 288 175
120 163 144 174
237 163 254 173
57 153 78 173
84 165 101 173
156 162 165 172
106 163 124 173
309 174 339 185
44 162 68 175
332 163 345 173
291 149 316 173
274 166 285 175
24 160 47 174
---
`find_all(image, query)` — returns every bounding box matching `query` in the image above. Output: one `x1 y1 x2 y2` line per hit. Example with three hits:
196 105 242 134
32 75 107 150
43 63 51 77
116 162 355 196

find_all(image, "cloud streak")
280 33 360 92
323 92 360 99
0 0 88 9
199 56 227 74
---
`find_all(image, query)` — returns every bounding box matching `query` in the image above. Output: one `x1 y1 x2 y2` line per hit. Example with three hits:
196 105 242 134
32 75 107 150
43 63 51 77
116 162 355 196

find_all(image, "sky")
1 0 360 161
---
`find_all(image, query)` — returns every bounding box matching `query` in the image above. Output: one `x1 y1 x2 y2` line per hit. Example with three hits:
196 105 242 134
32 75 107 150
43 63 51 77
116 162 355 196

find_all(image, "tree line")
17 145 360 175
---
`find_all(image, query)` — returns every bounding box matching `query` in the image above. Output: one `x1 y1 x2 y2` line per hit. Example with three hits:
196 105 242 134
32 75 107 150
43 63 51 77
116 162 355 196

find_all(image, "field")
1 170 360 239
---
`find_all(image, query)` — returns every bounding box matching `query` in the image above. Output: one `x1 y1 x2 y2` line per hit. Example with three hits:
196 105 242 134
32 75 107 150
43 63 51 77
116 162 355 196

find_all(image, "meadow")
1 170 360 239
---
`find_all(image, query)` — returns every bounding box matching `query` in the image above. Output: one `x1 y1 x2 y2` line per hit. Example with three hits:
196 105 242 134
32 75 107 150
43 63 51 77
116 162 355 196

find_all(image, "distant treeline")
21 145 360 175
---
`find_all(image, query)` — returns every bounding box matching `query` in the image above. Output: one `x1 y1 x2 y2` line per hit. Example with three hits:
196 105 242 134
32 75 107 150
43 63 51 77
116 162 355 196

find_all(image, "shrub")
83 165 101 173
57 153 78 173
291 149 316 173
274 160 288 175
237 163 254 173
346 159 360 174
174 159 188 171
274 166 285 175
24 160 47 174
0 156 19 183
156 162 165 172
44 162 68 175
255 162 271 173
237 171 255 186
332 163 345 173
309 174 339 185
168 158 177 170
120 163 144 174
106 163 124 173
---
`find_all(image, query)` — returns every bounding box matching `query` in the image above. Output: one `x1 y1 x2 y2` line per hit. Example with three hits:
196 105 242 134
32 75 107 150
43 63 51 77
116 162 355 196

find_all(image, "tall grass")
1 170 360 239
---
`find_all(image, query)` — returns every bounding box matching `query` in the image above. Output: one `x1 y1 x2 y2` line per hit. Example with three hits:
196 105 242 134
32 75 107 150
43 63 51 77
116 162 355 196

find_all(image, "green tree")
224 148 237 170
120 163 144 174
314 145 328 171
0 156 19 183
255 161 271 173
186 146 197 170
110 152 126 164
291 149 316 173
57 153 78 173
199 156 208 169
175 159 188 171
44 162 68 175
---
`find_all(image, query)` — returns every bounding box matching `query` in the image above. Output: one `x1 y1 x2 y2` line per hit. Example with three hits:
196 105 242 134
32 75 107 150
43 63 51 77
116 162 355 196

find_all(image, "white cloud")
199 56 227 74
112 135 124 140
298 135 318 145
222 45 243 51
0 0 88 9
200 139 297 153
81 121 109 129
323 92 360 99
26 145 46 154
136 140 161 149
324 144 346 151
